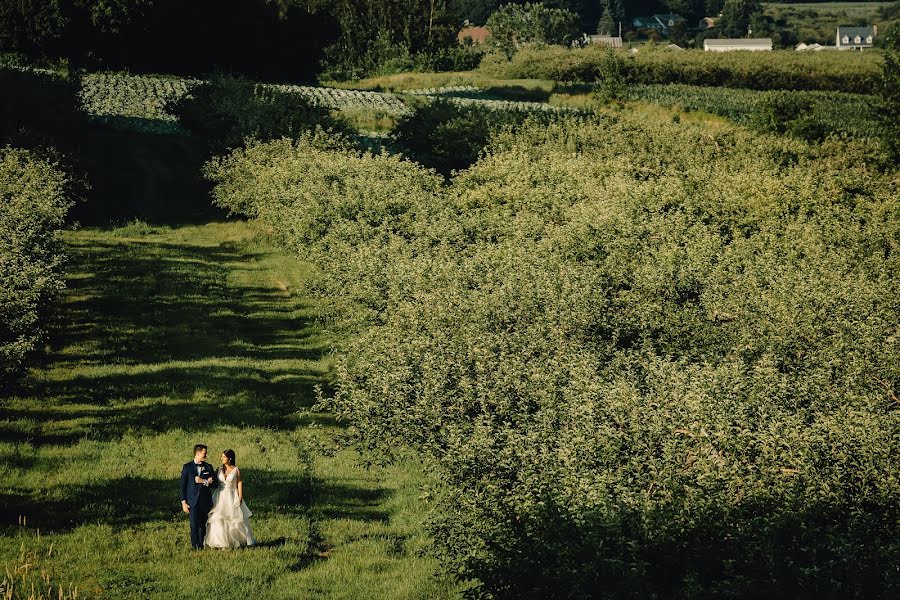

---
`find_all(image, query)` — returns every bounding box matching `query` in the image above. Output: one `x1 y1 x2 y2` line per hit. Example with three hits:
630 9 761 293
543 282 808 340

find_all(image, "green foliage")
629 84 881 141
322 0 458 80
747 90 827 140
485 2 581 59
663 0 707 22
478 44 883 91
393 99 562 174
0 0 67 56
171 74 354 151
592 47 627 101
0 148 73 387
597 6 615 35
719 0 763 38
877 23 900 157
210 116 900 597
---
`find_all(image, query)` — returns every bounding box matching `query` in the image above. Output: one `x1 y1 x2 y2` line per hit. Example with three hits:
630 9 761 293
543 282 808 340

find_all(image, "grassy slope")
0 130 457 599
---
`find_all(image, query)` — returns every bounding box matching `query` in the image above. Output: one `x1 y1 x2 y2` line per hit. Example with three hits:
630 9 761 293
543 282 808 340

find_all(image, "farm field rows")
77 72 582 132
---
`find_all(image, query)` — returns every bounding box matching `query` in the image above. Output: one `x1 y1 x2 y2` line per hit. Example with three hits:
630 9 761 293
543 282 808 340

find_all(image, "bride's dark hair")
220 449 236 474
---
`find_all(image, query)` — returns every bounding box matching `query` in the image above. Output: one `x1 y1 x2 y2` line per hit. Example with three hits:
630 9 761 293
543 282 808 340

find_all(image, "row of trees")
1 0 757 80
205 105 900 599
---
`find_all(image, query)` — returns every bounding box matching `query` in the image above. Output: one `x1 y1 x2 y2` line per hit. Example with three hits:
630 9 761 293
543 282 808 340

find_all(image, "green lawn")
0 218 456 598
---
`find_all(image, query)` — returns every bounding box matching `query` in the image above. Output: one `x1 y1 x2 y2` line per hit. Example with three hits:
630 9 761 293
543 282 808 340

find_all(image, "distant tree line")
5 0 866 80
0 0 690 80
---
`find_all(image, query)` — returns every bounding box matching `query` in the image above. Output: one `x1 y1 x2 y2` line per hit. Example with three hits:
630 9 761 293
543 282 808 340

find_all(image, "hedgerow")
628 84 880 140
208 116 900 597
0 148 73 387
171 74 355 151
479 45 883 91
393 99 569 175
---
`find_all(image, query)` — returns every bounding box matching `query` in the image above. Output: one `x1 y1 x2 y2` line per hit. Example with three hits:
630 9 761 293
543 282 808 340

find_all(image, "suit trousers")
189 502 211 548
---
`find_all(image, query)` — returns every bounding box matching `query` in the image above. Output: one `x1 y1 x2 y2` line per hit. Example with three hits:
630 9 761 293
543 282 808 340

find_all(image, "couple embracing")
180 444 256 549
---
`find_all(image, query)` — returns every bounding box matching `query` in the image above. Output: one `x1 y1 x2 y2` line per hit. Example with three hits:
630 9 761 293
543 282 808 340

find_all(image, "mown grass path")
1 221 454 599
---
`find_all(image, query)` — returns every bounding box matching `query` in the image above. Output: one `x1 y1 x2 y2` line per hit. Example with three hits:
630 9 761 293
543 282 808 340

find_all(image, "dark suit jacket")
180 460 219 509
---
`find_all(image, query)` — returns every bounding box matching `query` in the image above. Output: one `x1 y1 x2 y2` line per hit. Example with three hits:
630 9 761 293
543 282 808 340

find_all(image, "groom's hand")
181 500 190 514
194 476 203 483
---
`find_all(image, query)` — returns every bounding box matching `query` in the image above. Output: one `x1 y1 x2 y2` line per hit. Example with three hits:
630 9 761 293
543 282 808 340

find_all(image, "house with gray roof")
632 14 685 35
836 26 876 49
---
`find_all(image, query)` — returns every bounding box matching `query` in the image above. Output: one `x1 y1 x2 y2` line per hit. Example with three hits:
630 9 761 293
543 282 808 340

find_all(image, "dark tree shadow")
1 231 333 447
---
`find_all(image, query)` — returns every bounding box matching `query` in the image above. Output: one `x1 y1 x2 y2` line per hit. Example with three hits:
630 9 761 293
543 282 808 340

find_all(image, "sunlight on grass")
1 221 457 599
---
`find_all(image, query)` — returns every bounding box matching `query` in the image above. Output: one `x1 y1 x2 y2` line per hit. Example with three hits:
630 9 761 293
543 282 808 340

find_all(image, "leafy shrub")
0 147 73 388
747 90 834 140
629 84 880 140
877 23 900 157
592 47 627 102
479 45 883 91
209 117 900 598
393 99 562 174
171 74 353 150
415 45 485 73
485 3 580 59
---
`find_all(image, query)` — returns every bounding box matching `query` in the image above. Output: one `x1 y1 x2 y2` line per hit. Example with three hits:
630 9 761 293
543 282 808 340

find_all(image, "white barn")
703 38 773 52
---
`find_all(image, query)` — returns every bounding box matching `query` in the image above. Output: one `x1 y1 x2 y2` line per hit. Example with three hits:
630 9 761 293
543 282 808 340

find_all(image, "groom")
180 444 219 549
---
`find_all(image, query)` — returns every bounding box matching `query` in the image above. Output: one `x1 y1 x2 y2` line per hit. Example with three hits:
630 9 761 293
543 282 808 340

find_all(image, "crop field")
76 72 583 135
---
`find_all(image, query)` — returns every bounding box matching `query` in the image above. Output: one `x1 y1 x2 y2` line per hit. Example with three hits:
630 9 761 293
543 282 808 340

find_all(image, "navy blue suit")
180 460 219 548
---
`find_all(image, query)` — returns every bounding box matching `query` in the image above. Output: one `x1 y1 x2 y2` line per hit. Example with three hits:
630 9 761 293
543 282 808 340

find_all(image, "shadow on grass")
0 468 317 532
313 482 391 523
0 476 182 530
2 233 331 446
70 126 221 227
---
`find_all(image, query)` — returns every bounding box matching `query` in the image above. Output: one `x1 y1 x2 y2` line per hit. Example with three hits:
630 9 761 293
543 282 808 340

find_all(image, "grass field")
0 129 458 599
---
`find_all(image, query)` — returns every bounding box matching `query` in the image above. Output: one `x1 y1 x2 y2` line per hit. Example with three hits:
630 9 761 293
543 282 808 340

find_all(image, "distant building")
458 25 490 45
698 17 717 30
796 42 829 51
632 14 685 35
703 38 773 52
836 26 876 49
585 34 623 48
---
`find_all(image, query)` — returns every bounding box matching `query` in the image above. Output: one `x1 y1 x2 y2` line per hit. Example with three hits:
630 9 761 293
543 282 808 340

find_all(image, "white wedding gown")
205 468 256 548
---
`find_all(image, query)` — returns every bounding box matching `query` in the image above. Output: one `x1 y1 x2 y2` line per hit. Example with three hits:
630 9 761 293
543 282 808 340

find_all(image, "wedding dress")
204 468 256 548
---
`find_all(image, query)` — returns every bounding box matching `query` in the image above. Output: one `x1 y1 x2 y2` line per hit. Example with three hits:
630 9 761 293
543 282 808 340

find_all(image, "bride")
205 449 256 548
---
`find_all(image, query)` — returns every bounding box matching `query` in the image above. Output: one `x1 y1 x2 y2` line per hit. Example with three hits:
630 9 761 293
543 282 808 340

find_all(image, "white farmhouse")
703 38 773 52
836 26 876 50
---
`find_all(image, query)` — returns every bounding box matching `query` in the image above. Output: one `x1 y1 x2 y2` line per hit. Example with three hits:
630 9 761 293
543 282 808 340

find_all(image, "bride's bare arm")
236 468 244 504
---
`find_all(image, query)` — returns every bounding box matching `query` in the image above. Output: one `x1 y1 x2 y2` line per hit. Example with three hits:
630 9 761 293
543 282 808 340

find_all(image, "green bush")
171 74 353 151
209 117 900 597
877 24 900 157
629 84 881 140
0 147 73 388
393 99 562 175
485 3 580 59
479 45 883 91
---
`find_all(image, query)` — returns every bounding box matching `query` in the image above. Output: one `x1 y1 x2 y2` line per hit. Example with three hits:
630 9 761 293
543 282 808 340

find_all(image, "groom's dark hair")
193 444 207 455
